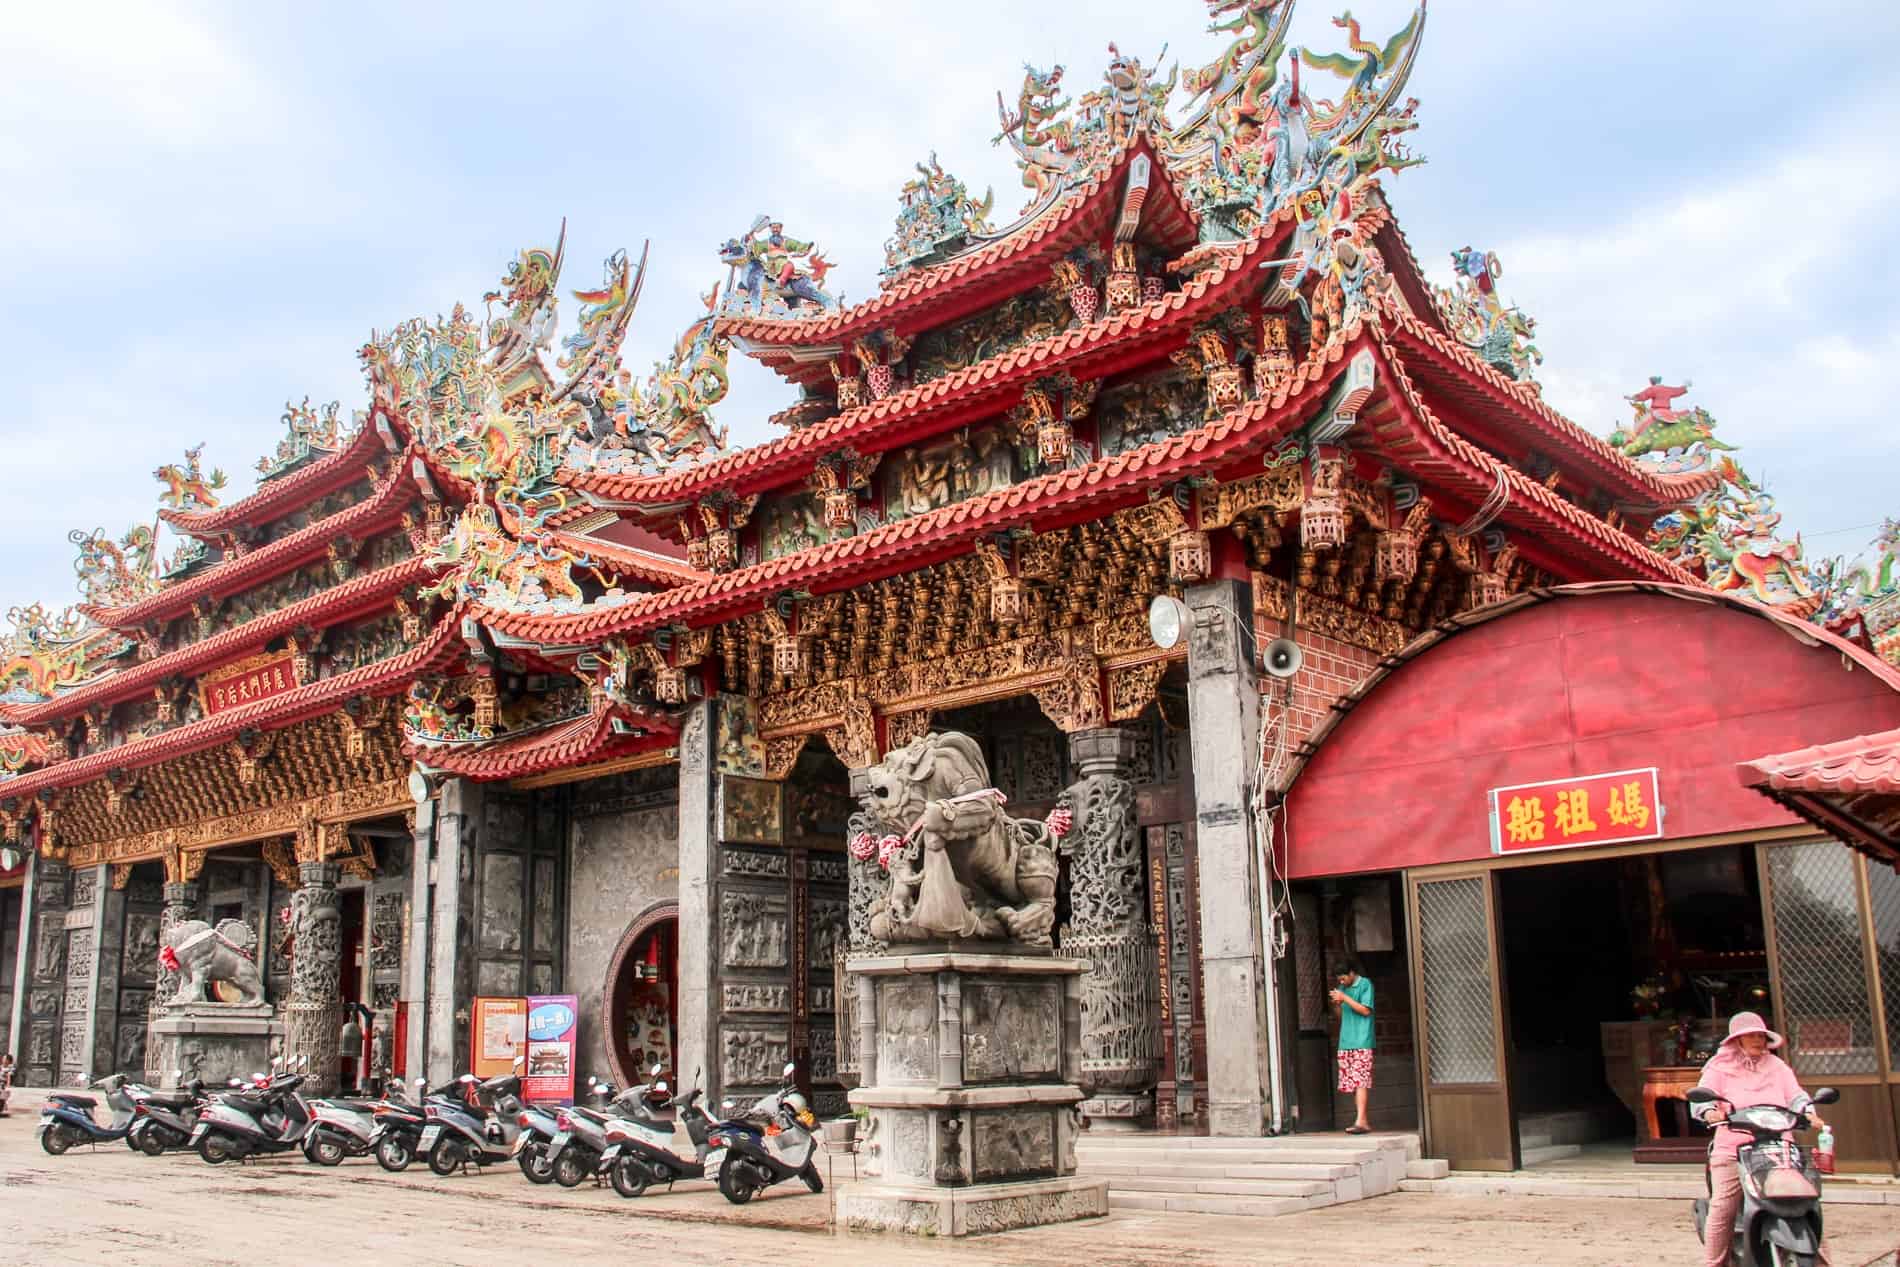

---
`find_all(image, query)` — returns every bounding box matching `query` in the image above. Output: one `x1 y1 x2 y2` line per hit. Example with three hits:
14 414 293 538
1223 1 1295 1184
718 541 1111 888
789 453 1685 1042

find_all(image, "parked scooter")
126 1073 209 1155
603 1066 758 1198
1689 1084 1840 1267
420 1072 536 1176
706 1062 824 1204
189 1058 315 1164
507 1088 564 1184
38 1075 139 1155
303 1092 382 1166
544 1077 625 1188
367 1078 430 1172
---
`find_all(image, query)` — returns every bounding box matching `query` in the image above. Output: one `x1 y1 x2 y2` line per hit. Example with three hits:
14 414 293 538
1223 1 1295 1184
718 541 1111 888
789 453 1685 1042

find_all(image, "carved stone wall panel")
722 847 789 880
961 979 1060 1082
722 983 791 1014
719 890 789 970
719 1025 790 1088
809 1023 837 1082
971 1109 1056 1182
875 976 939 1086
66 929 94 982
122 913 161 986
71 869 97 909
809 898 846 997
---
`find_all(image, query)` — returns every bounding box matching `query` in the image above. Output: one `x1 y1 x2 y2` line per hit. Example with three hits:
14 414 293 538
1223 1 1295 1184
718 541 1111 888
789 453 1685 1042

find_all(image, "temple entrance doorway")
1492 845 1769 1166
604 904 677 1089
336 887 368 1091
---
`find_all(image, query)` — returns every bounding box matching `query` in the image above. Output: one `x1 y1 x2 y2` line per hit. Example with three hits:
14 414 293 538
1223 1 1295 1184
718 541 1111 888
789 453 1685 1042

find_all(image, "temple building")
5 0 1898 1178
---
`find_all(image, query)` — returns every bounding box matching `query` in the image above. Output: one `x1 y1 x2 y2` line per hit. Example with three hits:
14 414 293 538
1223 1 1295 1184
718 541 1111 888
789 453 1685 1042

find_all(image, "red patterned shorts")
1336 1048 1375 1092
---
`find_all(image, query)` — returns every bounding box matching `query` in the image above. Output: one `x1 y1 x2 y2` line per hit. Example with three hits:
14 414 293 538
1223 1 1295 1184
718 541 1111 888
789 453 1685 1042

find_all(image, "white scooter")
705 1062 823 1204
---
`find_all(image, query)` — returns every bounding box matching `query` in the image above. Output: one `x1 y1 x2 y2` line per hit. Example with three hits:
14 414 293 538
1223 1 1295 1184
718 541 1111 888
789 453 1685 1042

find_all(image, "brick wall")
1260 624 1385 748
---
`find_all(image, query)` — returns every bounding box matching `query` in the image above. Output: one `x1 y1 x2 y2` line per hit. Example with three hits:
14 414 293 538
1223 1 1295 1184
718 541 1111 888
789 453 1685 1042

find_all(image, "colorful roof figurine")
715 216 838 319
884 154 997 277
1431 247 1540 383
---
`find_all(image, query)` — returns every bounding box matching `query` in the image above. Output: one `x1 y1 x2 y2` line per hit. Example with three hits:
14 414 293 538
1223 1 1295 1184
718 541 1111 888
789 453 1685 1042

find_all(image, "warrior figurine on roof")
718 216 836 316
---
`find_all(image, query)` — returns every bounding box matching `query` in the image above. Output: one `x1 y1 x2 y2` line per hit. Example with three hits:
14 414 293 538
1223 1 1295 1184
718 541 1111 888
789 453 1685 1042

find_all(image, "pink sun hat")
1719 1010 1783 1050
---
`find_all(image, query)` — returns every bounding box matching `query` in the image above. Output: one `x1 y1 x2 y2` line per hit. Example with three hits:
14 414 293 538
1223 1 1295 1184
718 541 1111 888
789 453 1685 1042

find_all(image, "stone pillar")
403 796 435 1084
427 780 480 1084
146 880 200 1081
839 766 887 1088
285 861 342 1092
6 855 42 1073
19 858 68 1085
59 865 101 1085
1063 726 1160 1127
675 700 718 1105
85 867 127 1079
1184 578 1269 1135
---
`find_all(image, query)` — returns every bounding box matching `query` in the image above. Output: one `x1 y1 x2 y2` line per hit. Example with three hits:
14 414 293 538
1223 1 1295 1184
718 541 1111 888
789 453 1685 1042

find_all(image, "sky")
3 0 1898 617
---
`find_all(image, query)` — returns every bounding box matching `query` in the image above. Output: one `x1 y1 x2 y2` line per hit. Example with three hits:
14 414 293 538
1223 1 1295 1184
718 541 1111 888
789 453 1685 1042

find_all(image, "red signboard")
198 652 302 717
1490 767 1664 855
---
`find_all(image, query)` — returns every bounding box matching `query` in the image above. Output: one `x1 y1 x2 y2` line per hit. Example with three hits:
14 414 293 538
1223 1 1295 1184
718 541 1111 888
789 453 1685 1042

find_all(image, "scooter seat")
53 1094 98 1109
569 1106 612 1126
140 1092 198 1110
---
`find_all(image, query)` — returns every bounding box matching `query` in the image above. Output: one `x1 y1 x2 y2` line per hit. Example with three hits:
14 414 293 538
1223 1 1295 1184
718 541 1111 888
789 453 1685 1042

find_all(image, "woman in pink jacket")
1689 1012 1830 1267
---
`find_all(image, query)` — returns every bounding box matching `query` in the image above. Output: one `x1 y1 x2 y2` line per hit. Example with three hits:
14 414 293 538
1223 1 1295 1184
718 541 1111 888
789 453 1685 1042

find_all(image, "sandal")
1345 1125 1370 1135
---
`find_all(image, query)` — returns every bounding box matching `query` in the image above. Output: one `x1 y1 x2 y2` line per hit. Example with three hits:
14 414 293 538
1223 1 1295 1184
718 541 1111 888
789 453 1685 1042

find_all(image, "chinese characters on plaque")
1489 768 1663 855
197 652 302 717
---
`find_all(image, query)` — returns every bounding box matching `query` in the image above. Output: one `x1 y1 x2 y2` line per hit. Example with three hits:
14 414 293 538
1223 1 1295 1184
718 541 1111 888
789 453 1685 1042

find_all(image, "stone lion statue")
865 731 1058 946
160 918 266 1007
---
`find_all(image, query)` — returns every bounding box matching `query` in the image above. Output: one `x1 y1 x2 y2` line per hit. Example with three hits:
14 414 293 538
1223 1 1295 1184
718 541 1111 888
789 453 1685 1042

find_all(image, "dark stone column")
285 861 342 1092
674 700 718 1105
86 869 126 1079
1063 727 1160 1126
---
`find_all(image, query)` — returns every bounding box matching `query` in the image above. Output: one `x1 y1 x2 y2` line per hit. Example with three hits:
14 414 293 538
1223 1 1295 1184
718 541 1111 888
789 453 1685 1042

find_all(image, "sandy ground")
2 1101 1896 1266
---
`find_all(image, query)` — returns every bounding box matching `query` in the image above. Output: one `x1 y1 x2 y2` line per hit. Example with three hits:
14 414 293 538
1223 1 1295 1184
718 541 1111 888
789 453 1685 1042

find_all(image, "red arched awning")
1282 583 1900 876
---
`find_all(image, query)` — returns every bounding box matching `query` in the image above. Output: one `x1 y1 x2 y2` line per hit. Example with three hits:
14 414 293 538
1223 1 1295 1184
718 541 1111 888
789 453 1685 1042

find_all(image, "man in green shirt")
1331 958 1375 1134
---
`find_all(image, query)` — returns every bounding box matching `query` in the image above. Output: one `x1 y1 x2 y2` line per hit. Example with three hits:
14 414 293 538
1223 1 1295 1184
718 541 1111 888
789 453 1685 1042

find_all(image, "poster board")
522 994 579 1105
470 997 528 1079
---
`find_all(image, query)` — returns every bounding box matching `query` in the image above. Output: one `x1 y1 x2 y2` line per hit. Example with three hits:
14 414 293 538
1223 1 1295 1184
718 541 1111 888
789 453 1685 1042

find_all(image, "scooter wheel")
309 1134 347 1167
375 1133 414 1173
197 1133 235 1165
552 1148 592 1189
518 1142 555 1184
717 1158 758 1205
40 1126 74 1156
428 1138 465 1177
800 1161 824 1194
610 1155 651 1199
133 1127 169 1157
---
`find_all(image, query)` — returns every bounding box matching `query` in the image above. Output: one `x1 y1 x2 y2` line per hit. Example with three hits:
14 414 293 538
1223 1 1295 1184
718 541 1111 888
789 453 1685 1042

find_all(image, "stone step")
1093 1174 1334 1198
1519 1132 1553 1151
1082 1159 1363 1182
1078 1144 1388 1168
1080 1132 1416 1151
1107 1189 1319 1217
1406 1158 1450 1180
1521 1143 1584 1167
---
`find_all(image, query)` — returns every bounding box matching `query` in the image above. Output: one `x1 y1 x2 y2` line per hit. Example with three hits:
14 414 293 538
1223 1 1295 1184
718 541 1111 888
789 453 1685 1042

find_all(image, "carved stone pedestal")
839 952 1107 1237
147 1003 281 1088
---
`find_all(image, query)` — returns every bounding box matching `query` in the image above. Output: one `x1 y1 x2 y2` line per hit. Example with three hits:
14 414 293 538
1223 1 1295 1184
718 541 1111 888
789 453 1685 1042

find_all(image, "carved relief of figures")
723 983 791 1013
284 865 343 1091
810 899 847 976
370 891 404 972
882 428 1014 521
721 1027 791 1086
845 804 892 956
123 914 161 986
719 890 789 969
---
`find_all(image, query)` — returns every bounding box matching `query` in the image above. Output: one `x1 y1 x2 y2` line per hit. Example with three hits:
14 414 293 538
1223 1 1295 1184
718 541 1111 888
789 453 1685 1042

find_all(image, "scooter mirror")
1813 1087 1840 1105
650 1063 663 1076
782 1061 796 1078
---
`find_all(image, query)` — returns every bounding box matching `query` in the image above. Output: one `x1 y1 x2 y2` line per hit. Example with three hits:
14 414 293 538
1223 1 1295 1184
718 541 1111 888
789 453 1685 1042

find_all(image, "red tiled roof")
1739 728 1900 797
547 530 704 586
1 609 464 796
84 449 426 629
561 222 1289 508
1379 304 1726 508
9 556 435 725
410 703 677 781
161 415 395 535
714 136 1194 352
477 318 1358 645
1367 322 1701 585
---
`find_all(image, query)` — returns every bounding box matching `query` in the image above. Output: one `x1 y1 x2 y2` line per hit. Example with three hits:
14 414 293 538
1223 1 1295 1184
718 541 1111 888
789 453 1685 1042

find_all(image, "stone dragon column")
145 860 201 1081
284 823 343 1093
1060 727 1159 1126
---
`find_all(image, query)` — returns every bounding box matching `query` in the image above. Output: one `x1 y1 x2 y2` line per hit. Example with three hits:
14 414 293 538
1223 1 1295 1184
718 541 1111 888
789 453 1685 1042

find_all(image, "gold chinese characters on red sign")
197 652 302 718
1490 767 1663 855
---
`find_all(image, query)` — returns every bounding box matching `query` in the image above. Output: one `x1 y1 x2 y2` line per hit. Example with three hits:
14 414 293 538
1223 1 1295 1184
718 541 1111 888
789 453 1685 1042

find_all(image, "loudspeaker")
1263 638 1304 678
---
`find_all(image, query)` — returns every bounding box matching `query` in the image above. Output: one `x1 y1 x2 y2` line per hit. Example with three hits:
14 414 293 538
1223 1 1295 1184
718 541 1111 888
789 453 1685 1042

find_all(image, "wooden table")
1636 1065 1711 1163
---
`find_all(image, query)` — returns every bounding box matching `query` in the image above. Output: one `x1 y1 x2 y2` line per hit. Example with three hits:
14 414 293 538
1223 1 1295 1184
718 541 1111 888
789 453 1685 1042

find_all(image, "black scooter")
368 1078 429 1171
1689 1084 1839 1267
189 1062 315 1163
128 1075 209 1155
